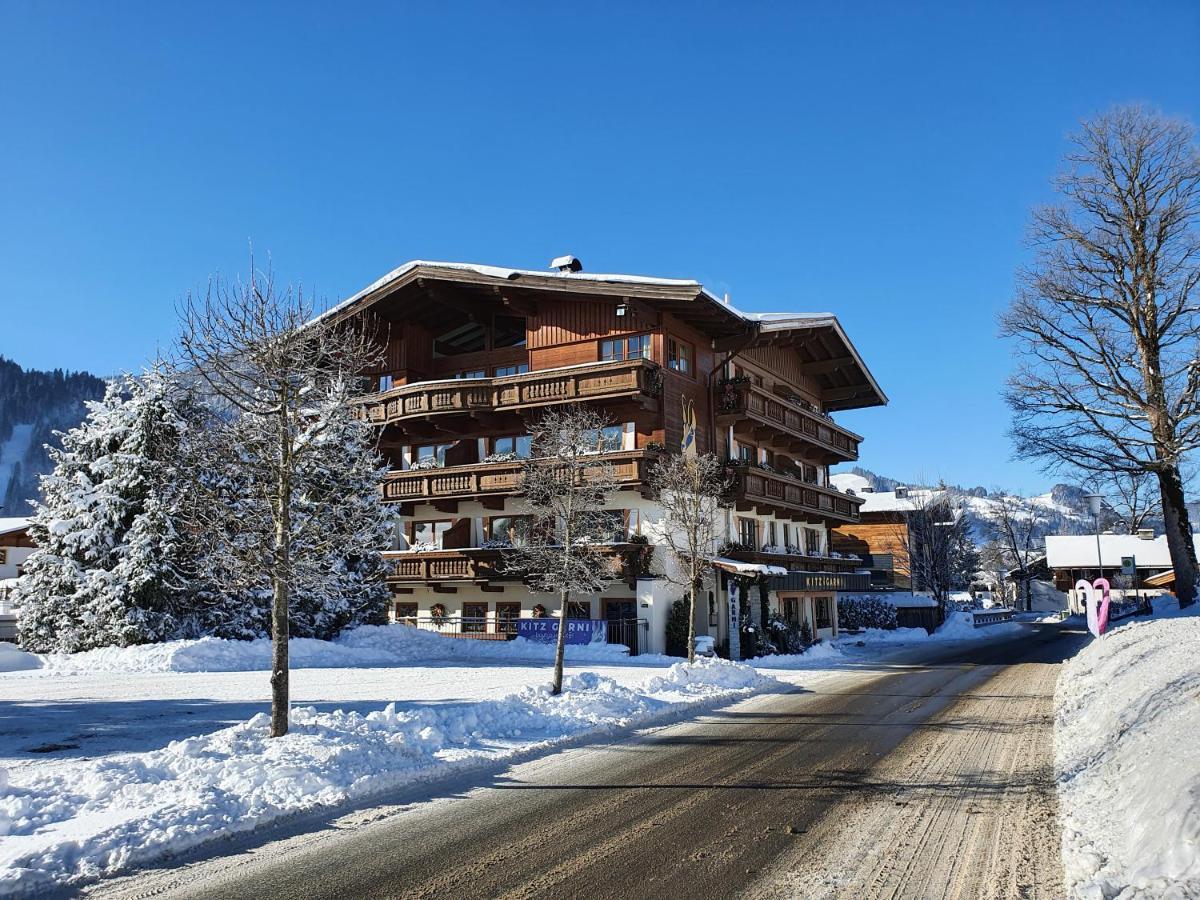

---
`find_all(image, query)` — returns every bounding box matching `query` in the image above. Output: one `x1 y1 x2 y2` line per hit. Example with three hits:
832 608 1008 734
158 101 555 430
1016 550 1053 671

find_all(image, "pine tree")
17 370 194 652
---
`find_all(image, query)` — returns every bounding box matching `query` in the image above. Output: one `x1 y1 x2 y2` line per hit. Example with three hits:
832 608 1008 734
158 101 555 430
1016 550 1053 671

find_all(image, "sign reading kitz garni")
516 618 608 645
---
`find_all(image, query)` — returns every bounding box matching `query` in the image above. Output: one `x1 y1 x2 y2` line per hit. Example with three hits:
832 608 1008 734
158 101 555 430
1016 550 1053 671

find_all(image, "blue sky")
2 1 1198 493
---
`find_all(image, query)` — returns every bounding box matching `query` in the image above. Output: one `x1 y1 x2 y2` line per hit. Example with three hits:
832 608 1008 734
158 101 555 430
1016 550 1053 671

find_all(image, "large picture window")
737 517 758 547
410 520 452 549
494 363 529 377
815 597 833 629
600 334 651 362
491 434 532 458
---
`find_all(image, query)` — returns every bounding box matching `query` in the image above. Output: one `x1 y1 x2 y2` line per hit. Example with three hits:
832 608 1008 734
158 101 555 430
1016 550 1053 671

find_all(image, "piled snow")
0 643 41 673
931 610 1025 640
31 624 636 676
1054 600 1200 898
0 657 775 893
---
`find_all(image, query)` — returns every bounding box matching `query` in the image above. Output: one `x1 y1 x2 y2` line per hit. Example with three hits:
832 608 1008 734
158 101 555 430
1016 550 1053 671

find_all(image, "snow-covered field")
1054 597 1200 899
0 614 1029 894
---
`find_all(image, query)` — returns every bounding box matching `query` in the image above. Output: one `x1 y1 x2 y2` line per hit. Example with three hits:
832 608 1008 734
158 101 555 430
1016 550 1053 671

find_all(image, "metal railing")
393 614 650 655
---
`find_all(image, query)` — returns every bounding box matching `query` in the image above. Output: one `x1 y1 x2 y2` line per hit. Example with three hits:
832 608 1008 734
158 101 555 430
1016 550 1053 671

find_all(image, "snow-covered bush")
408 456 442 470
837 596 898 631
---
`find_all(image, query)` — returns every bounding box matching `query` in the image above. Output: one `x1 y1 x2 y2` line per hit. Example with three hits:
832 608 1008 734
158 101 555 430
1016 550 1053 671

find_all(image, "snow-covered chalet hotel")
326 258 887 656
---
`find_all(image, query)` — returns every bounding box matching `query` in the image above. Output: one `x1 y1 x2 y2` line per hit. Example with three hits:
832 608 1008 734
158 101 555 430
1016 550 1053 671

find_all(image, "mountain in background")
836 465 1133 546
0 356 107 516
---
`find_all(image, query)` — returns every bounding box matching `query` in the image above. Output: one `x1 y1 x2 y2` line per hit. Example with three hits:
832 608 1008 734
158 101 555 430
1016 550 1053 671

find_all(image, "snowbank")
0 643 40 673
1054 601 1200 898
0 657 775 893
29 624 637 676
932 610 1025 640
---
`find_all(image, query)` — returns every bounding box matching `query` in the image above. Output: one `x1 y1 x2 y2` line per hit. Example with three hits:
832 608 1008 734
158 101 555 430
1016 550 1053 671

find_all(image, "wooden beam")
822 385 870 403
480 496 507 510
432 500 459 513
804 355 855 375
390 587 414 595
431 584 459 594
479 583 505 593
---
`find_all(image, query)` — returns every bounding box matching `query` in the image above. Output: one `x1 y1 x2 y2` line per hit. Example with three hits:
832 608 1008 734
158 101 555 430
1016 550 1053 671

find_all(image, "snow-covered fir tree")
193 377 393 641
17 370 195 653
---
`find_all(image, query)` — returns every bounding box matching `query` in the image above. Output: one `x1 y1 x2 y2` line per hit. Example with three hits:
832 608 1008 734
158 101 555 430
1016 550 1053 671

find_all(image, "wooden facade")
331 261 884 651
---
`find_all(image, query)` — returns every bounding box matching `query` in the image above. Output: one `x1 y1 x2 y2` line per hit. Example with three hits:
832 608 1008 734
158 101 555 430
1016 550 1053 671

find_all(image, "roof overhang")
742 314 887 411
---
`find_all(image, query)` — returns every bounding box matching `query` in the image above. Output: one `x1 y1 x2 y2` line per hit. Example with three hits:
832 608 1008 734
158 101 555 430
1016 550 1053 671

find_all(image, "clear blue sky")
2 1 1198 493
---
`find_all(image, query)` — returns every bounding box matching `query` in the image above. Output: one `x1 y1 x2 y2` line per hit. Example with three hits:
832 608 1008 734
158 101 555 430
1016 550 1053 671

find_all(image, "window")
456 369 486 379
805 528 821 555
815 597 833 630
600 333 651 362
737 517 758 547
800 463 818 484
762 449 775 467
494 363 529 377
411 443 455 468
378 374 394 392
462 602 488 634
567 600 592 619
783 597 800 625
668 338 693 375
433 321 487 357
410 520 452 549
492 434 532 458
626 509 641 537
584 424 624 452
708 591 717 627
737 443 755 463
592 510 628 543
496 602 522 634
394 602 418 623
487 516 531 546
766 522 777 547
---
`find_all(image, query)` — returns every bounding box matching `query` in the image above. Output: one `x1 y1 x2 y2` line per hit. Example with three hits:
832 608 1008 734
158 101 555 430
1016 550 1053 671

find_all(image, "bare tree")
982 490 1046 611
650 452 728 663
896 489 975 619
1089 470 1163 534
177 264 381 737
502 407 621 695
1001 105 1200 606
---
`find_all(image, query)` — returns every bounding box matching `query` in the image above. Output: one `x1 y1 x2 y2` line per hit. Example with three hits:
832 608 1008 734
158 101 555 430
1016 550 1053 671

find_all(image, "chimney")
550 255 583 273
723 292 731 306
1137 528 1155 540
894 485 909 499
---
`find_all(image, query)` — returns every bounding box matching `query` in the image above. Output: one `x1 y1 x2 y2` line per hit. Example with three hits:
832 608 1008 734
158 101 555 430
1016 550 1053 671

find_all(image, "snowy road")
83 623 1085 900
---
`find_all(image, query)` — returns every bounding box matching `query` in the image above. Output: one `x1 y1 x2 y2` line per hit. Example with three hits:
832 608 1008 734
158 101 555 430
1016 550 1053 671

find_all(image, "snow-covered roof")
0 518 30 537
828 475 947 514
316 259 888 409
1044 533 1197 570
709 557 789 577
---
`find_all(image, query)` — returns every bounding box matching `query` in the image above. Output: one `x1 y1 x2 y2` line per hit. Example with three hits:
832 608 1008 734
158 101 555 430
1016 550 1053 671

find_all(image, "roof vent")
550 255 583 273
1137 528 1155 540
894 485 909 499
860 486 875 494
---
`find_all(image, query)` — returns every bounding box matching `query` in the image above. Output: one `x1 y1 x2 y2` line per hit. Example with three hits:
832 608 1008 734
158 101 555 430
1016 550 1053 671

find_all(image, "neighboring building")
0 518 32 642
1045 530 1195 612
828 474 946 590
328 258 886 656
0 518 33 581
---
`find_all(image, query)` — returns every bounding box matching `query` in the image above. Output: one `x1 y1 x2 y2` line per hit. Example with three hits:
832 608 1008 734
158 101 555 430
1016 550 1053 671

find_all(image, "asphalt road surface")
87 623 1086 900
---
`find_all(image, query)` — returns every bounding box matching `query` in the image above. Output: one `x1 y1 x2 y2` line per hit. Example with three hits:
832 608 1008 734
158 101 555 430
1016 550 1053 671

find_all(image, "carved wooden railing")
716 383 860 461
361 359 661 426
728 464 863 523
720 547 866 574
382 450 656 503
383 543 653 583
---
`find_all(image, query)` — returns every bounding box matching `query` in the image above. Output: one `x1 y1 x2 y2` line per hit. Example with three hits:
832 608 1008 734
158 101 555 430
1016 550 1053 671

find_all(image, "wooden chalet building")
327 258 886 656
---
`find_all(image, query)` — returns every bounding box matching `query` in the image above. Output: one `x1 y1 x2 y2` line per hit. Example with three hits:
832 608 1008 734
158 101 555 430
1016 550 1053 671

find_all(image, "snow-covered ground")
0 615 1033 894
1054 596 1200 899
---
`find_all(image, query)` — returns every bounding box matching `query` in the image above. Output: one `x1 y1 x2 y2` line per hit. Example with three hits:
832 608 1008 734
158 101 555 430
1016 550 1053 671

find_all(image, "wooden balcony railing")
727 463 864 524
720 547 866 574
716 382 860 461
382 450 657 503
361 359 661 427
383 543 654 584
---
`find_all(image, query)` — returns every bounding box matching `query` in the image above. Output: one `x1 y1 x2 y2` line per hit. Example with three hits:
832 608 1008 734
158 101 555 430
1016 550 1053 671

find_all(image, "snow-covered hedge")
837 596 898 631
1054 602 1200 898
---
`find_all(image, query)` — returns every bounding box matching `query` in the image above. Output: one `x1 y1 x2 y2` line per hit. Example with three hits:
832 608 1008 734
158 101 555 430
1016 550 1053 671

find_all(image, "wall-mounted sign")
516 618 607 645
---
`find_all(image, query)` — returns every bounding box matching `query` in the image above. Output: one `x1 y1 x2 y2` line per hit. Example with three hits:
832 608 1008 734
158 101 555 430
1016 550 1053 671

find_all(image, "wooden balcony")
728 463 864 525
382 450 657 505
716 382 860 462
361 359 661 427
383 543 653 586
721 547 866 574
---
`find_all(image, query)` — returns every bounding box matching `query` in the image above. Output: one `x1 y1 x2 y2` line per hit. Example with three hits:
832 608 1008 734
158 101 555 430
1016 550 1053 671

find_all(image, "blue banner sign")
516 618 607 645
